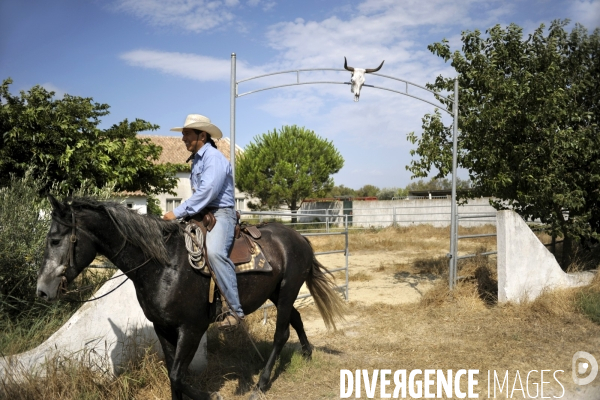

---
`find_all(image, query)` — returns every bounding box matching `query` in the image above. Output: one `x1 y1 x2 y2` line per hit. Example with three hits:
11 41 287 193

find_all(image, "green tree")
405 177 471 191
407 21 600 264
327 184 357 198
356 184 379 198
377 187 407 200
0 79 181 196
236 125 344 220
146 195 163 216
0 172 115 316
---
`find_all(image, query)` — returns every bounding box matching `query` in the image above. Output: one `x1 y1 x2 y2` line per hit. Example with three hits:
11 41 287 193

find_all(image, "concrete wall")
496 210 594 303
299 198 497 227
0 273 207 382
298 201 344 223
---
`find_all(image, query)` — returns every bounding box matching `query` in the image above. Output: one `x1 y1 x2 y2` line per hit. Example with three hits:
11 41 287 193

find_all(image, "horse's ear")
48 194 67 217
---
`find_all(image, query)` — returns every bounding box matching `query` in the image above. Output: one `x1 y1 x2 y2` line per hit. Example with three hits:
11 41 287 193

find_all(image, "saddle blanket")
193 237 272 276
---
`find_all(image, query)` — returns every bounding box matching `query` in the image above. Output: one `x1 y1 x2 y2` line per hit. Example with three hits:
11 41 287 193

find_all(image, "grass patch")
3 274 600 399
576 288 600 324
348 272 372 282
0 266 114 356
3 225 599 399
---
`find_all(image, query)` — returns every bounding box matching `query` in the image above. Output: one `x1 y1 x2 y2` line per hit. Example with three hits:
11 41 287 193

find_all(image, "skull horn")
343 57 354 72
365 60 385 73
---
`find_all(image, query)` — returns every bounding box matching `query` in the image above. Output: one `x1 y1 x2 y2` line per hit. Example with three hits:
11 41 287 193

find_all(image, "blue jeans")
206 207 244 317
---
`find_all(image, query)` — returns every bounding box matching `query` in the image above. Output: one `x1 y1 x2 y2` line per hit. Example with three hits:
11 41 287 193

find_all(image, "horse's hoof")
210 392 223 400
248 389 263 400
302 345 313 360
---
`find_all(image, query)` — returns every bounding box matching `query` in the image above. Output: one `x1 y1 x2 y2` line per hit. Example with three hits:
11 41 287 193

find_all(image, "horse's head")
36 195 98 301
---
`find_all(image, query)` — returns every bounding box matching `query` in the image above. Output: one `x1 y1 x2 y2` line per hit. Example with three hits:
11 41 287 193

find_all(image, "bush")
0 175 120 354
146 194 163 216
577 288 600 325
0 173 51 315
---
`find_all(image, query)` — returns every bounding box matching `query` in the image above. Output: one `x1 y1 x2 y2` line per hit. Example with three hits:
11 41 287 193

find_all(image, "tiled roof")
138 135 243 166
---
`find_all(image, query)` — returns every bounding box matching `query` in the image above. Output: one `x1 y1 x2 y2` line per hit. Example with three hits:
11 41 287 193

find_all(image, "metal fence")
448 212 498 286
240 200 496 230
240 210 350 322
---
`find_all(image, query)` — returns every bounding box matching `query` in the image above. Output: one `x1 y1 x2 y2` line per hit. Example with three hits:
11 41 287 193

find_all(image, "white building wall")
155 172 192 214
155 172 251 214
112 196 148 215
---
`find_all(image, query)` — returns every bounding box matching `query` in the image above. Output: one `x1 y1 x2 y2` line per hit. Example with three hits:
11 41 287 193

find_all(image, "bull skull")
344 57 385 102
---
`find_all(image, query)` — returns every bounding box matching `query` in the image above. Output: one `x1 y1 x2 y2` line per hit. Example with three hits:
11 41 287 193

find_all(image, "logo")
572 351 598 386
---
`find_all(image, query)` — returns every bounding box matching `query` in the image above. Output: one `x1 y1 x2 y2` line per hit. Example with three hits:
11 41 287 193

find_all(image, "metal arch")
230 53 461 289
235 67 454 110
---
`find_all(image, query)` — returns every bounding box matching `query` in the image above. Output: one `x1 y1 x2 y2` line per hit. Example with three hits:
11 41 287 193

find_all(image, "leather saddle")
188 211 271 276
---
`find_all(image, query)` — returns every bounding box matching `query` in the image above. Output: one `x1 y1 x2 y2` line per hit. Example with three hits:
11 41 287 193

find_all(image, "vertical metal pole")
449 78 459 289
230 53 237 187
344 214 349 301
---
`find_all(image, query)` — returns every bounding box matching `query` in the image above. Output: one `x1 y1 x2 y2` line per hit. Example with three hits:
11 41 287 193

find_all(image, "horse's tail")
304 238 346 331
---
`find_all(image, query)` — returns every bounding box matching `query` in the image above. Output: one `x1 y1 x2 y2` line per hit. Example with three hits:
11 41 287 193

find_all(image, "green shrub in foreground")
577 288 600 325
0 173 50 315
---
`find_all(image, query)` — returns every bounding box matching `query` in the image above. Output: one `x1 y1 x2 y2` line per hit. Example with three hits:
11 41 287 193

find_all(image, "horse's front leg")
154 324 182 400
171 327 221 400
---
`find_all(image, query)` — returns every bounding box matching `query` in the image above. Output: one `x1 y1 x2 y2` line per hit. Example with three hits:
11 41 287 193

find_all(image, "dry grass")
348 271 372 282
308 224 497 255
8 279 595 399
3 224 599 399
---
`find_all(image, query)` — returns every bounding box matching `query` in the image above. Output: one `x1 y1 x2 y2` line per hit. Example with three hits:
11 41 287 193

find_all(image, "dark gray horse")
36 196 345 400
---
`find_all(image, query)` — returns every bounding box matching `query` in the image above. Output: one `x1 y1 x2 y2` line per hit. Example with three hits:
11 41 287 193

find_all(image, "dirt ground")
291 249 442 332
261 247 600 400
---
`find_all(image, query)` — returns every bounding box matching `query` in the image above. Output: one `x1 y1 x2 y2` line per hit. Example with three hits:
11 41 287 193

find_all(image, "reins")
53 205 265 361
60 259 153 303
53 207 156 303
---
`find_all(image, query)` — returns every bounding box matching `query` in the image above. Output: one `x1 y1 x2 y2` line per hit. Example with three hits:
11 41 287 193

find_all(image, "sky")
1 0 599 190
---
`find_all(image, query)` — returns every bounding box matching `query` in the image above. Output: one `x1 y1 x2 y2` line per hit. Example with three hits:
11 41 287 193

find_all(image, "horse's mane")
70 197 182 266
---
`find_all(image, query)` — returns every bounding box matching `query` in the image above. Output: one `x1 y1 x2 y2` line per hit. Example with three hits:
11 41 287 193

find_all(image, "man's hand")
162 211 177 221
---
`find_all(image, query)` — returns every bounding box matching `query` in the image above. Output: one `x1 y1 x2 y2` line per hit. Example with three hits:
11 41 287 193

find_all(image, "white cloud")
112 0 277 31
40 82 67 99
262 0 510 74
120 49 266 81
113 0 238 32
247 0 275 10
569 0 600 29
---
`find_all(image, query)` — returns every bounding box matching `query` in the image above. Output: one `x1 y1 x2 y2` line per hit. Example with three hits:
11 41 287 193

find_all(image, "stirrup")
218 314 245 331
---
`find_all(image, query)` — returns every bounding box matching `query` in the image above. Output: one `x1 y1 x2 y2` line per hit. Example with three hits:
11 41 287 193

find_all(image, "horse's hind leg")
253 294 296 395
290 306 312 360
267 293 312 359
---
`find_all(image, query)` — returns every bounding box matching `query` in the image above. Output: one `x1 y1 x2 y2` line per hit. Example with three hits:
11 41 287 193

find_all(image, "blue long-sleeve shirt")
173 144 235 219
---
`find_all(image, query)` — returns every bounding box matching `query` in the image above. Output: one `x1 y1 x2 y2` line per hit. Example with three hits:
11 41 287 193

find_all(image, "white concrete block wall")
496 210 594 303
0 273 207 381
298 201 344 224
299 198 497 228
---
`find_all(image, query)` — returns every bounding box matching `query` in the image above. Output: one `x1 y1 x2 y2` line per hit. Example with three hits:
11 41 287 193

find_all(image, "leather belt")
206 206 233 213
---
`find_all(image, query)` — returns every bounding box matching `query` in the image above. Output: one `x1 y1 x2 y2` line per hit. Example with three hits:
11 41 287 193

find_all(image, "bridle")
51 206 153 303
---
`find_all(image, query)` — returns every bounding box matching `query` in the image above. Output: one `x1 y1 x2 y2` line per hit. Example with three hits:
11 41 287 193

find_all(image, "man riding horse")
162 114 244 329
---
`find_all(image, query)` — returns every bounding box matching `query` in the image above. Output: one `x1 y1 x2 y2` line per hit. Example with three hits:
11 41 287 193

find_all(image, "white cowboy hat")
170 114 223 139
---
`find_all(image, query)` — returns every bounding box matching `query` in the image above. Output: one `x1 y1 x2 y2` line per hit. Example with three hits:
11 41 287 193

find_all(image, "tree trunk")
561 234 574 270
291 199 298 225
